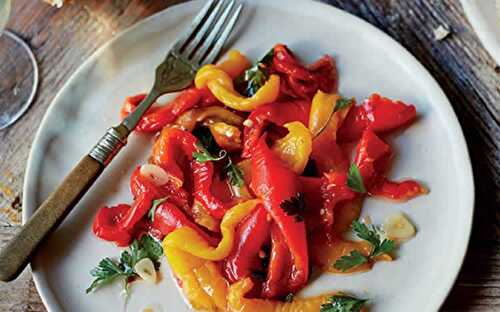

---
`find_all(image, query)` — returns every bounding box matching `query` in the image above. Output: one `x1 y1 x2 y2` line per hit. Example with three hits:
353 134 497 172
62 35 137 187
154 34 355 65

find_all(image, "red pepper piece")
272 44 336 99
370 177 427 201
192 160 229 219
262 223 294 298
126 166 191 229
92 204 132 246
120 87 217 133
224 206 271 283
321 172 356 229
250 136 309 290
150 201 213 242
354 129 392 187
242 100 310 158
151 127 198 184
120 193 154 231
338 94 417 142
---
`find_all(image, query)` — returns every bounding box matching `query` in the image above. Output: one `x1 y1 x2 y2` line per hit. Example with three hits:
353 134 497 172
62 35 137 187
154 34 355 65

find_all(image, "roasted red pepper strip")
151 201 213 242
355 130 426 200
250 136 308 291
272 44 336 99
262 223 293 299
242 100 310 158
92 204 132 246
123 166 191 231
151 127 229 219
120 87 217 133
224 206 271 283
354 129 393 187
120 193 155 231
192 160 229 219
370 177 427 201
338 93 417 142
321 172 356 229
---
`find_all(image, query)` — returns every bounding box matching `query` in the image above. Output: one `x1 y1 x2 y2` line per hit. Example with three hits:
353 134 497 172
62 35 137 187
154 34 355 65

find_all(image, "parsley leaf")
86 258 128 293
352 221 395 258
86 235 163 294
320 295 368 312
333 220 395 271
334 97 353 112
235 49 274 97
192 144 227 163
224 159 244 187
280 193 306 222
333 250 368 271
284 293 295 303
148 197 167 221
346 163 366 193
192 127 245 187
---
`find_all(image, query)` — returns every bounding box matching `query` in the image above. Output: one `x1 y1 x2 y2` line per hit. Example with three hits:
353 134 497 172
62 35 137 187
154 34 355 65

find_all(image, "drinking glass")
0 0 39 130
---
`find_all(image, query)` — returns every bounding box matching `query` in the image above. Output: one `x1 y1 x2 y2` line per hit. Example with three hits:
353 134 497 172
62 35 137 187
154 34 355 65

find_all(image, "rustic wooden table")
0 0 498 311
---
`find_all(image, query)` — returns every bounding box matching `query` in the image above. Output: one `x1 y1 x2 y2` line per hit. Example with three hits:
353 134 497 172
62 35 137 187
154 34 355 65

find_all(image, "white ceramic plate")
461 0 500 64
23 0 474 311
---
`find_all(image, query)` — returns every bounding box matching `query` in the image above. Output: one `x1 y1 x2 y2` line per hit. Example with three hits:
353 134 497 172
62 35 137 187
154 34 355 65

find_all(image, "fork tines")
173 0 243 67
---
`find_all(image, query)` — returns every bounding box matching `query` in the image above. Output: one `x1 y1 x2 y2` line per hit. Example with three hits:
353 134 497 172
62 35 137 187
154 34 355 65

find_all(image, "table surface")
0 0 498 311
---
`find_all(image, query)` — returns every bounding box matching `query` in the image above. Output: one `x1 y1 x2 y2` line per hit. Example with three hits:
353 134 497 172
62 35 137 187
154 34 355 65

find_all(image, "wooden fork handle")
0 155 103 281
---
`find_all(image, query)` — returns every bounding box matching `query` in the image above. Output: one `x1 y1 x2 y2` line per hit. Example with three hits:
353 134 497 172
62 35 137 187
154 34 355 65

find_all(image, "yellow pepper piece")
163 199 261 261
272 122 312 174
175 106 244 132
164 247 228 311
209 122 242 152
227 278 334 312
218 50 251 78
191 200 220 233
309 90 341 137
195 65 280 112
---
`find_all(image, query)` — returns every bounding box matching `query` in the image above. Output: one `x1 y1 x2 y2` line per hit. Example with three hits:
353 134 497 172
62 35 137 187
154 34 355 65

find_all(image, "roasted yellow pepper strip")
175 106 244 132
163 199 261 261
195 65 280 112
272 122 312 174
227 278 334 312
218 50 251 79
164 247 228 311
309 90 340 137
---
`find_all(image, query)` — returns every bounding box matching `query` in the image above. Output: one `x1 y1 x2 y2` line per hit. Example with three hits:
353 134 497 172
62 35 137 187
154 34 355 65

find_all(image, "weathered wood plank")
0 0 498 311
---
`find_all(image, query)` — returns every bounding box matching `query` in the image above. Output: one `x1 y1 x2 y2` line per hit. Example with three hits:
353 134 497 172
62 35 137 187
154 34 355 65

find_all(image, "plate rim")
22 0 475 311
460 0 500 65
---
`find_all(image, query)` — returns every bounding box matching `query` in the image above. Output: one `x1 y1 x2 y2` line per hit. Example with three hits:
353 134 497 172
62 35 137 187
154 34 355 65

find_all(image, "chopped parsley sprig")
346 163 366 193
235 48 274 97
86 235 163 294
320 295 368 312
192 127 244 187
333 220 395 272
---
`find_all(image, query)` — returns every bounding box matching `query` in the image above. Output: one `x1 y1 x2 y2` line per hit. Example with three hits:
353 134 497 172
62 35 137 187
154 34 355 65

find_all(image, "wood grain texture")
0 0 498 311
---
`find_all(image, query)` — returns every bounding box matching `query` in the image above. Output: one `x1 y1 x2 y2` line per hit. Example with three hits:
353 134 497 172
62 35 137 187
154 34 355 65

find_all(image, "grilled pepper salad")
87 44 428 312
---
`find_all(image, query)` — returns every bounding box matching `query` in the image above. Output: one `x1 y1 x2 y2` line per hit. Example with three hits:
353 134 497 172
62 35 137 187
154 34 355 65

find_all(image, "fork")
0 0 243 282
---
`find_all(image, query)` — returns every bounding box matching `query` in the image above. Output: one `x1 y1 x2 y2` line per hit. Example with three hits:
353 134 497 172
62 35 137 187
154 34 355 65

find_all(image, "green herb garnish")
192 127 244 187
284 293 295 303
333 220 395 272
280 193 306 222
224 158 244 187
148 197 167 221
192 143 227 163
333 250 369 272
346 163 366 193
320 295 368 312
235 48 274 97
334 97 353 112
86 235 163 294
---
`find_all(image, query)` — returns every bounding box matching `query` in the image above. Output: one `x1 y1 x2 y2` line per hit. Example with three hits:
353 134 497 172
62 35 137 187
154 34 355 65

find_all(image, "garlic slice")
134 258 157 283
140 164 171 186
383 212 416 241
